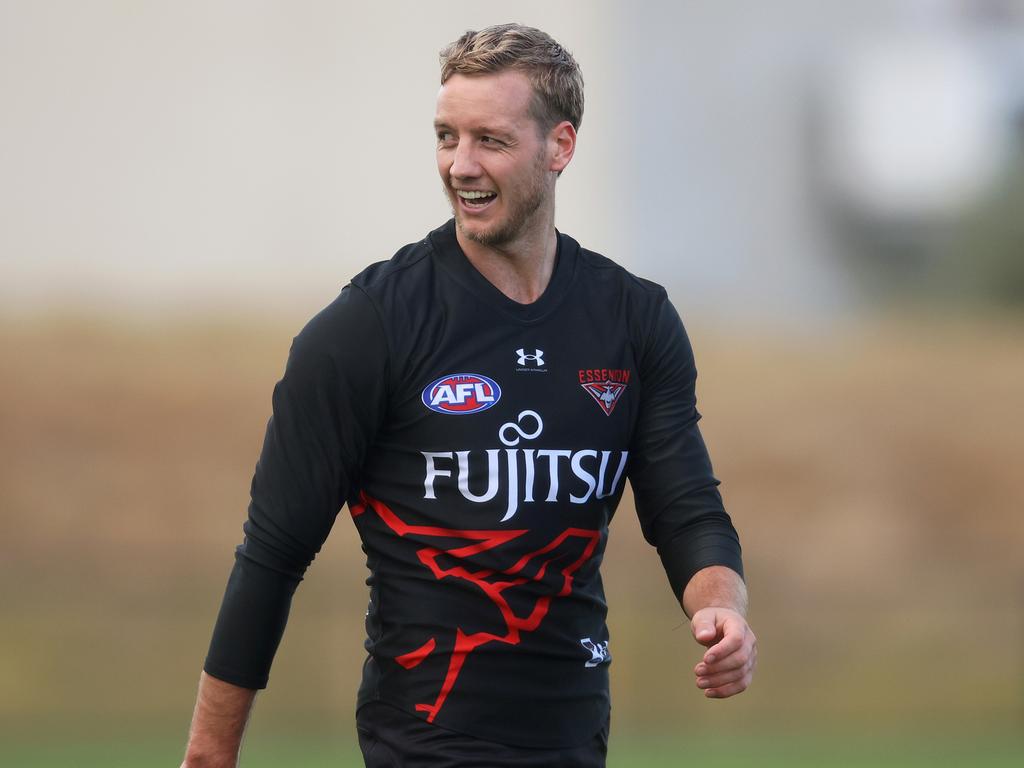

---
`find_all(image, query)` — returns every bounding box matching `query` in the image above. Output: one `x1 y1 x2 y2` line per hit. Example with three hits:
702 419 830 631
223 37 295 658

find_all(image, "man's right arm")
181 672 257 768
181 284 391 765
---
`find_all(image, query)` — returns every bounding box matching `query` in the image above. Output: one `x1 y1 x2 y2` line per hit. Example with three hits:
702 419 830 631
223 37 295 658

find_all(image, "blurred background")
1 0 1022 765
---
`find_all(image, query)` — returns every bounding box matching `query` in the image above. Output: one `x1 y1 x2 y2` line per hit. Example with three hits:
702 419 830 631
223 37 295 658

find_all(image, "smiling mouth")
456 189 497 211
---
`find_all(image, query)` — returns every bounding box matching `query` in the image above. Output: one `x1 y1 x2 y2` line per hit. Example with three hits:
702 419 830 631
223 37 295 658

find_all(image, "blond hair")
439 23 584 133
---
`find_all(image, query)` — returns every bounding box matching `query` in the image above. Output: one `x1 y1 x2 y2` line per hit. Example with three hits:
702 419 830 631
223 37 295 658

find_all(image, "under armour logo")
516 348 545 366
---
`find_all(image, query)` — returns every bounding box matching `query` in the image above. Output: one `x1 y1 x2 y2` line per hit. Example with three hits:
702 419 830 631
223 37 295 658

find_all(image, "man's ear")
549 120 577 175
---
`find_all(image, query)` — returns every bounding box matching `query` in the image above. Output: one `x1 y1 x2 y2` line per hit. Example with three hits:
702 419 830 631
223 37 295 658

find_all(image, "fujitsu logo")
421 410 629 522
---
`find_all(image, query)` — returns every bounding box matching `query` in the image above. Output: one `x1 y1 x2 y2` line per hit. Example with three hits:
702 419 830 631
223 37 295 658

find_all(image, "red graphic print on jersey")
351 491 601 723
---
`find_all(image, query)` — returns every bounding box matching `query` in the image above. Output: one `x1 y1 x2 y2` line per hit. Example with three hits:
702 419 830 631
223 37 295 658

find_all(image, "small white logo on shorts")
580 637 611 667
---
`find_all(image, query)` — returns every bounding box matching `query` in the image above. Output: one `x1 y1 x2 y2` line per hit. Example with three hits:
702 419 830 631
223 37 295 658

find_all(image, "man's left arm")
627 288 756 700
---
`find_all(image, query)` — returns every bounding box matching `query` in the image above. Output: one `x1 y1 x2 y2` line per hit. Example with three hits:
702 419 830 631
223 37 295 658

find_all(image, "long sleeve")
627 290 743 602
203 284 390 688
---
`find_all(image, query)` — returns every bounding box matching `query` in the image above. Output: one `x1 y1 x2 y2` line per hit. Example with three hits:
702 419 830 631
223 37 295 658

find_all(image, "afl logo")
422 373 502 415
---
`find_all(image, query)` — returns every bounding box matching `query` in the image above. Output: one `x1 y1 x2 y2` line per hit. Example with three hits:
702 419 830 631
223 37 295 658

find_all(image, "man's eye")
437 132 454 143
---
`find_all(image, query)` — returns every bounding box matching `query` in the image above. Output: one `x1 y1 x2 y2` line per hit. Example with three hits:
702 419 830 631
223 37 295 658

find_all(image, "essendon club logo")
581 381 626 416
422 373 501 415
579 368 630 416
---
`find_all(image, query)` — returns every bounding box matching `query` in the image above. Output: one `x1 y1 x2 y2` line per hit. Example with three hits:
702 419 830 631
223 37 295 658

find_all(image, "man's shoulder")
350 230 438 295
295 225 446 346
570 236 669 301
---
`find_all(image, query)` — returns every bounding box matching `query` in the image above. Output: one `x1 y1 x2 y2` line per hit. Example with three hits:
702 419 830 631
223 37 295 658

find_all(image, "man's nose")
450 139 481 179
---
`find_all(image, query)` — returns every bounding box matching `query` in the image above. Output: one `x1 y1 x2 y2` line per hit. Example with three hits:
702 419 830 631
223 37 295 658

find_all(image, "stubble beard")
448 152 551 248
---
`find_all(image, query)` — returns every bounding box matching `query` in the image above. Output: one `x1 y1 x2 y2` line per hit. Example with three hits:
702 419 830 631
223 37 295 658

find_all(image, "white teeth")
457 190 496 200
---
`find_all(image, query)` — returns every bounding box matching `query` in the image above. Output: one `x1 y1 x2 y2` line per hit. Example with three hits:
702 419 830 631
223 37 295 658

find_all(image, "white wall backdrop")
3 0 1021 322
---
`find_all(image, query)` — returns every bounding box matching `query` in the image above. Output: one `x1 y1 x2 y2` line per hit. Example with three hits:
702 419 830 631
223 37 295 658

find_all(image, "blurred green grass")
6 731 1022 767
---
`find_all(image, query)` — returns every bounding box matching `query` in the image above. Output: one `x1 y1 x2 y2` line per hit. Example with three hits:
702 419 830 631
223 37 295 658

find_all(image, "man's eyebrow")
477 125 515 141
432 120 515 140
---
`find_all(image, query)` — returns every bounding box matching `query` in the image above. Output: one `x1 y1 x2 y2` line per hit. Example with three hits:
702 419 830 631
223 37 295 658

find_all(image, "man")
182 23 756 768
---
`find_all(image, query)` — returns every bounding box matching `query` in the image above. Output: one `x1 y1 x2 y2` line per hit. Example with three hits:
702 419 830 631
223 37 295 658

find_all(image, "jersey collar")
428 218 579 324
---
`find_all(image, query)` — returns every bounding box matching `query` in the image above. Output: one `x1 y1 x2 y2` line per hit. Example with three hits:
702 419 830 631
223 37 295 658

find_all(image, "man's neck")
455 219 559 305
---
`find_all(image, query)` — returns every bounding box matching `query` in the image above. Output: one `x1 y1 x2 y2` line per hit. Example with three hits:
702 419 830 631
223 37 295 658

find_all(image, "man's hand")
681 565 755 699
690 606 757 699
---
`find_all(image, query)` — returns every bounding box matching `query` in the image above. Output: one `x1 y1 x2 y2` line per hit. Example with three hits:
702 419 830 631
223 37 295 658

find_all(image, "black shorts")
356 702 609 768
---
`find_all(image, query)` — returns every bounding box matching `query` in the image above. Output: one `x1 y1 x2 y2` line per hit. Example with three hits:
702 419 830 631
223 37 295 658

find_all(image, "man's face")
434 70 554 248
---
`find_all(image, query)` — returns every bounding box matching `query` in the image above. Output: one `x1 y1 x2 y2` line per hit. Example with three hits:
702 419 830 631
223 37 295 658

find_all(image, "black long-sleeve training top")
204 219 743 748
